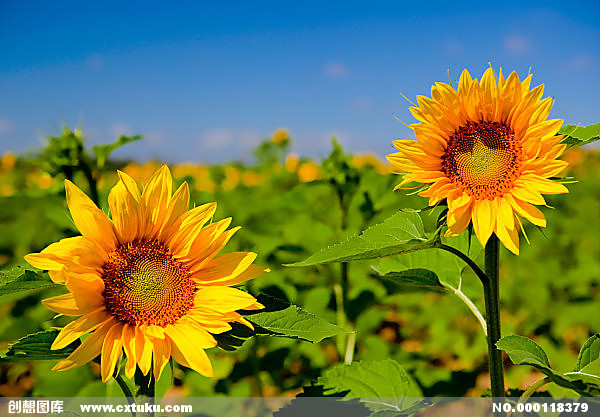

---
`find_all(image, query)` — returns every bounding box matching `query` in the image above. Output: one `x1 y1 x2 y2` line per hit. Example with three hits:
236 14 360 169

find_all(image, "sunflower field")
1 69 600 416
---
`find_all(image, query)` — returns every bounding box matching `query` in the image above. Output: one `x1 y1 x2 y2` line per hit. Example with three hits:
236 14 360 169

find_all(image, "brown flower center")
441 121 522 199
102 240 195 326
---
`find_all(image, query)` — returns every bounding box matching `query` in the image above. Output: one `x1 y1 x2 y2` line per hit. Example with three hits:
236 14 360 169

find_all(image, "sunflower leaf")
370 268 446 294
286 211 432 267
303 359 425 413
575 335 600 372
372 234 482 291
243 293 348 343
559 123 600 148
0 265 61 298
0 330 79 363
497 335 600 396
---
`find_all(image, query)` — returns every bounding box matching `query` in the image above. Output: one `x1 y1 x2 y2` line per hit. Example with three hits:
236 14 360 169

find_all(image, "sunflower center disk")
441 121 522 199
102 240 196 326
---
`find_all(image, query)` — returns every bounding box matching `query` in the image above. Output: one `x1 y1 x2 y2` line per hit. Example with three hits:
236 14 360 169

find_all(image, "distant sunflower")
25 166 267 381
387 67 568 254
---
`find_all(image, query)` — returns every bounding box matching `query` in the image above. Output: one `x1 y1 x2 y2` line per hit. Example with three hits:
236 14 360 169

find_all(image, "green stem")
134 368 155 417
509 376 552 417
483 234 505 398
437 244 489 287
114 372 137 417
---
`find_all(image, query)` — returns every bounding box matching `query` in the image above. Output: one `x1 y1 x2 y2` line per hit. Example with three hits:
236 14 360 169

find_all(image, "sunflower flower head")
25 165 268 382
387 67 569 254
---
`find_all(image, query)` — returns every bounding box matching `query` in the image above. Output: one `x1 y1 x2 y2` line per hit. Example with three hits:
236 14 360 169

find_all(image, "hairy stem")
436 244 489 287
134 368 155 417
483 235 505 398
442 283 487 336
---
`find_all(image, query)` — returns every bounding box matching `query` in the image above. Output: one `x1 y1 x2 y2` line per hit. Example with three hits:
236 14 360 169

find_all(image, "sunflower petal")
65 180 117 252
101 323 124 382
52 319 115 372
51 308 112 350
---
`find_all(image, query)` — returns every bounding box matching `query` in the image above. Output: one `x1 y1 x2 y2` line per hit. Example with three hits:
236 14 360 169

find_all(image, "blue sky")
1 1 598 163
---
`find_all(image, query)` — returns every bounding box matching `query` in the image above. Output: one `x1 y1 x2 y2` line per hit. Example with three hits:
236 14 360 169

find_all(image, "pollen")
441 121 523 199
102 240 196 326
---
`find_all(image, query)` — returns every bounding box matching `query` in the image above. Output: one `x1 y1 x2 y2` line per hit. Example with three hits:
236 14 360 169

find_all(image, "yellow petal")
152 337 172 380
167 325 214 377
160 182 190 237
52 319 115 372
141 165 173 239
65 180 117 252
66 273 105 312
42 293 82 316
101 323 124 382
495 219 520 255
192 252 260 285
193 287 259 313
51 308 111 350
510 199 547 227
122 324 137 379
135 326 153 375
42 291 102 317
497 197 516 230
24 236 104 277
472 199 494 246
109 180 141 243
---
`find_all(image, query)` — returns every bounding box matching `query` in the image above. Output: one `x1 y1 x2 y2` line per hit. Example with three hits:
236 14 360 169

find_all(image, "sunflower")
25 166 267 382
386 67 569 254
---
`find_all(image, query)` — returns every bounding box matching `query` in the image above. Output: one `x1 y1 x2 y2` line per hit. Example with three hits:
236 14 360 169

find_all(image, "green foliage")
575 335 600 372
93 135 143 168
246 294 347 343
371 269 446 293
497 335 600 396
305 359 426 414
1 132 600 399
0 265 60 300
288 211 432 266
40 126 87 177
1 330 78 363
559 123 600 148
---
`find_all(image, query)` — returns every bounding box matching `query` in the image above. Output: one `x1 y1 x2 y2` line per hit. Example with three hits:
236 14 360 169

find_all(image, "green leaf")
372 234 482 292
307 359 424 413
371 268 446 294
496 335 551 371
497 335 600 396
575 334 600 372
0 265 61 298
92 135 143 167
1 330 78 363
244 294 347 343
287 212 431 267
559 123 600 148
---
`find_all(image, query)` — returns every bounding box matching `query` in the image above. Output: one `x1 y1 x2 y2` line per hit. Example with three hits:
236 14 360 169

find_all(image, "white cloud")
200 128 235 149
324 61 348 79
504 35 530 54
0 118 15 135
